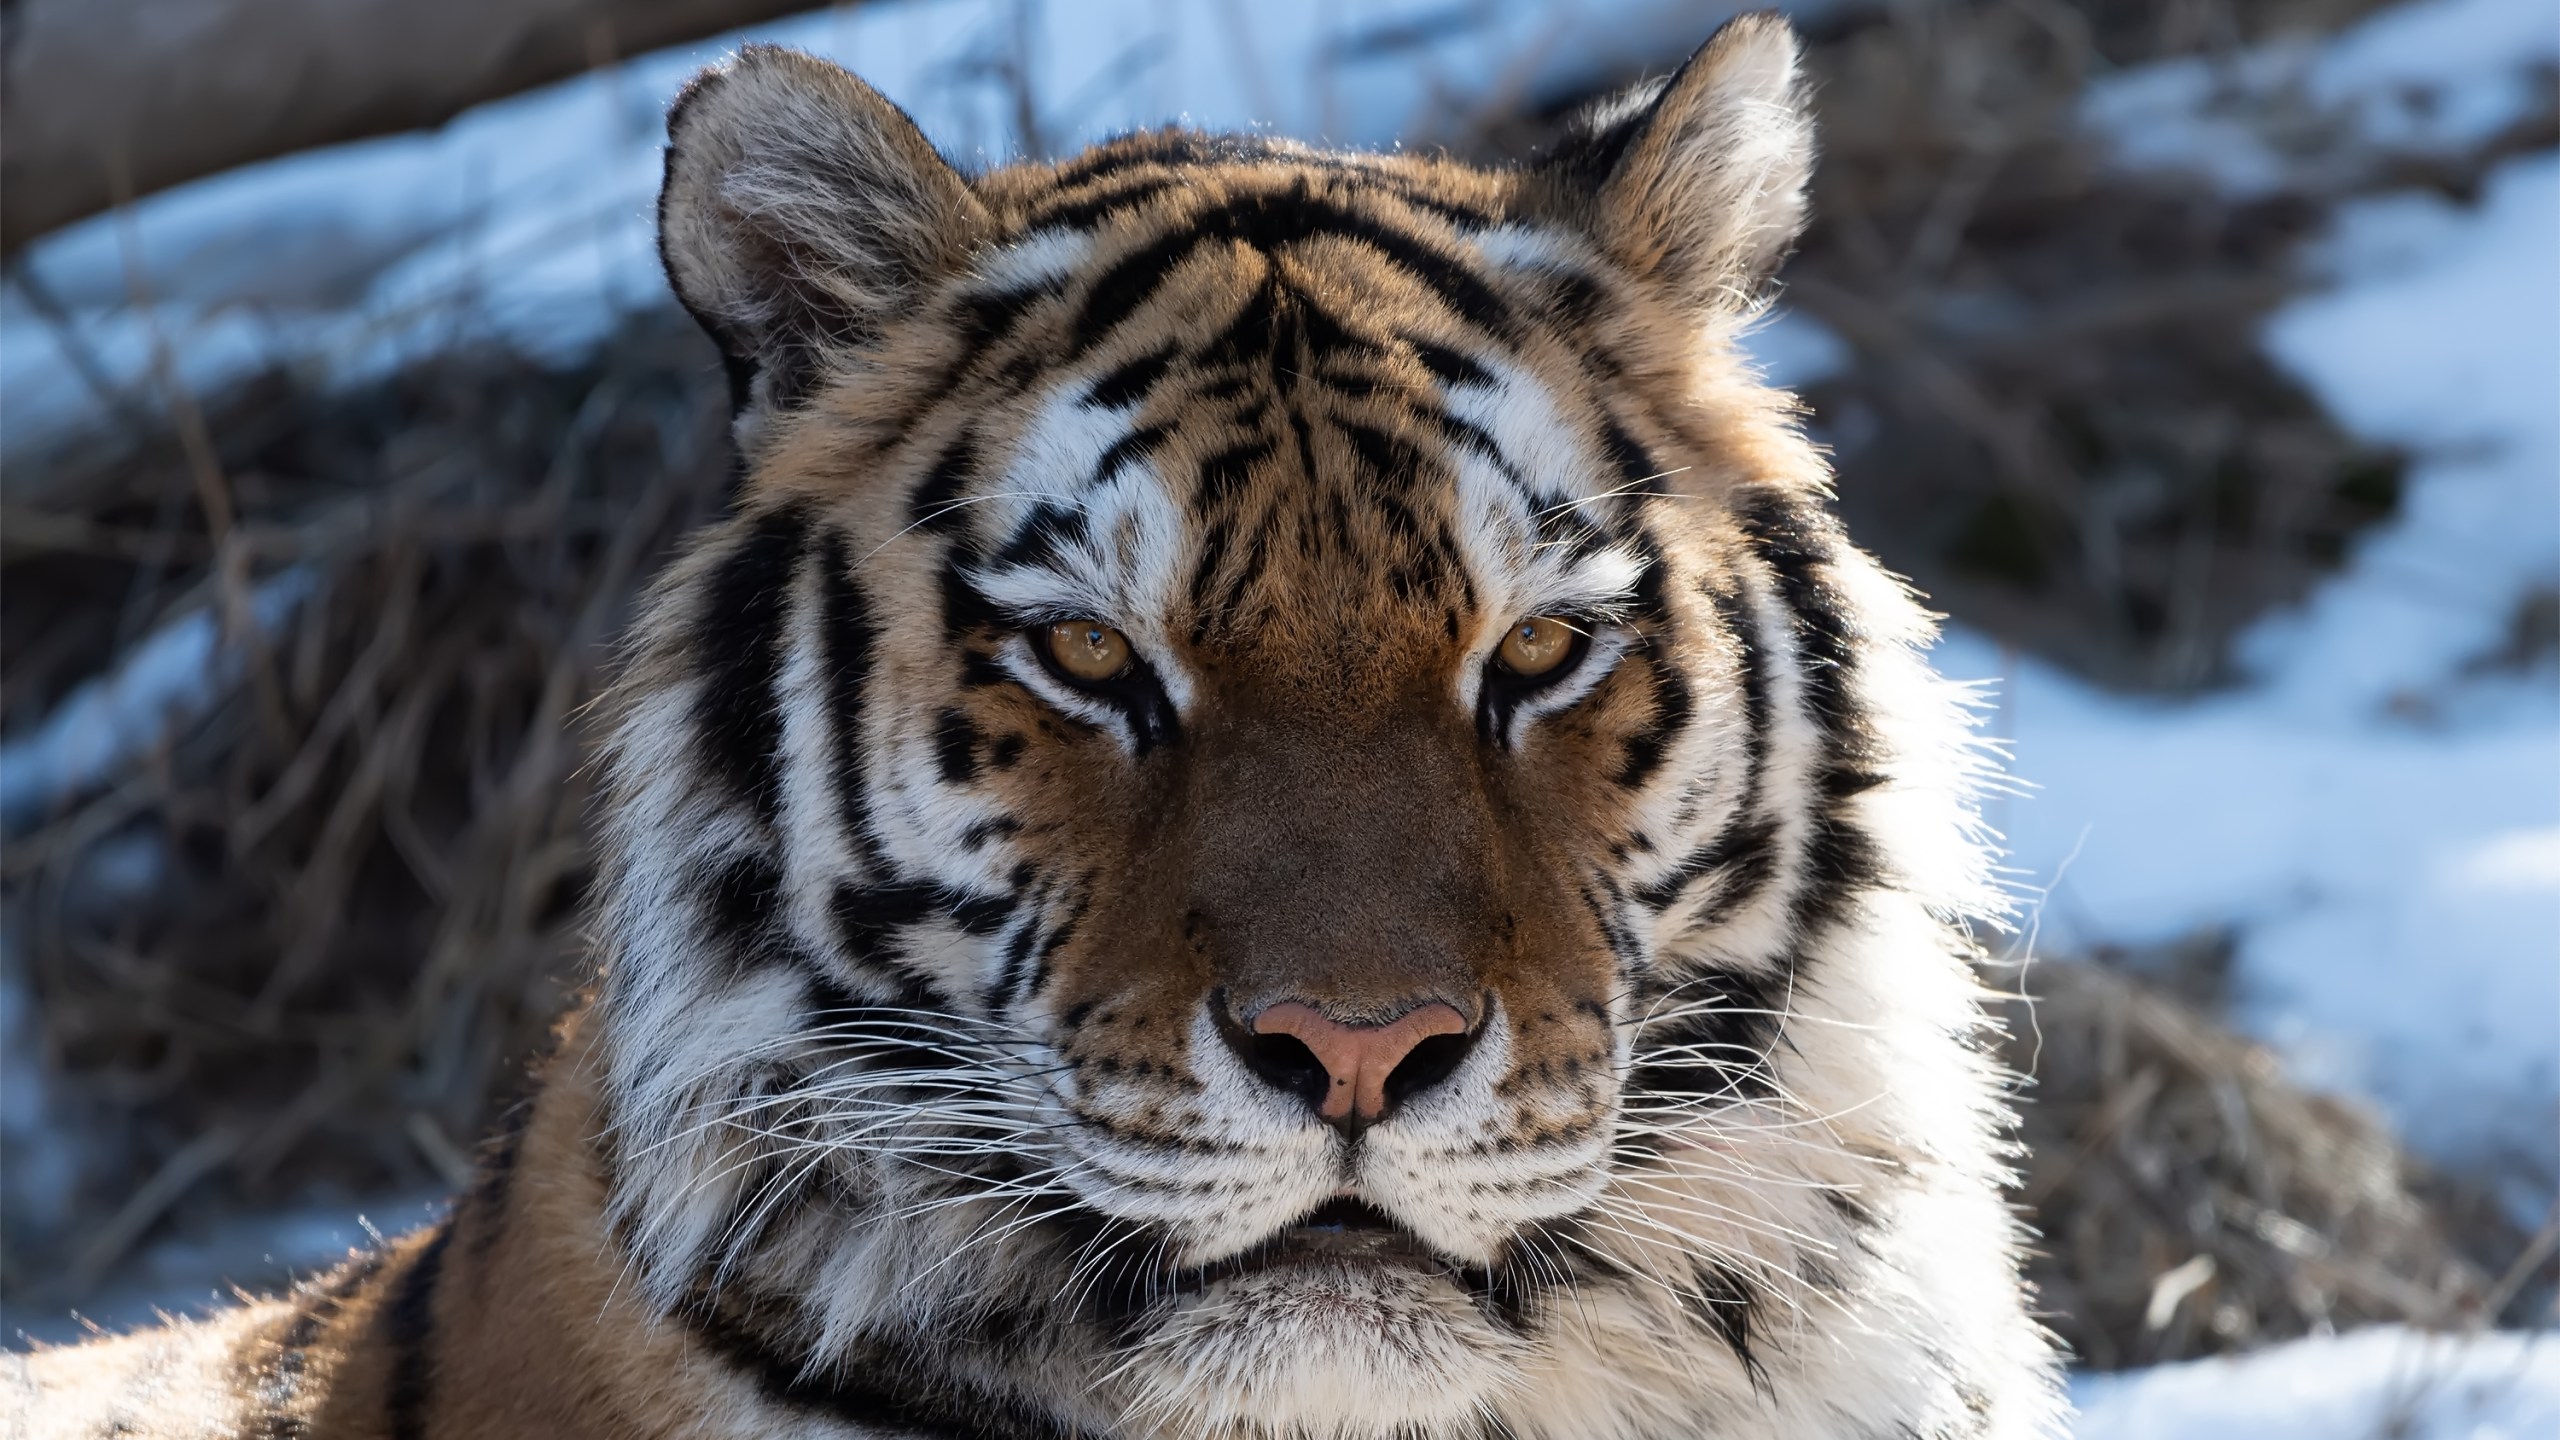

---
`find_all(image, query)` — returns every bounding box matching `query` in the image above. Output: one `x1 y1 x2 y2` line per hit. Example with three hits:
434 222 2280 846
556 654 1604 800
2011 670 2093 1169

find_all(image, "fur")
8 16 2064 1437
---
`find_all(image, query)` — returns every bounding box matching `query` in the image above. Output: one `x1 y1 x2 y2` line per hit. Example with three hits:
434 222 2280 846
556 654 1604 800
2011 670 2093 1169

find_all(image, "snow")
0 0 1852 825
0 967 77 1239
1 0 2552 1396
0 0 1866 468
2083 0 2560 198
0 0 1874 1350
1961 11 2560 1176
0 1188 449 1349
0 567 314 836
2071 1326 2560 1440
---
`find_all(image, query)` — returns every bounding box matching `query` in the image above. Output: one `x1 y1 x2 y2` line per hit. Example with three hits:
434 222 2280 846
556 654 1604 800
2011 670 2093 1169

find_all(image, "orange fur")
11 18 2061 1437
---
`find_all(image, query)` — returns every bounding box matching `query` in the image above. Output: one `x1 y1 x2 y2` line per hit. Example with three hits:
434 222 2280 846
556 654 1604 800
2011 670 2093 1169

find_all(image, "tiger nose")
1231 999 1474 1126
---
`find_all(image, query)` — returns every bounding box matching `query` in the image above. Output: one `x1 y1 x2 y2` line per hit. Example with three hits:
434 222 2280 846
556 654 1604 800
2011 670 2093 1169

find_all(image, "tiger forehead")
986 130 1517 243
978 299 1513 675
932 164 1627 589
748 129 1655 690
970 302 1628 657
955 135 1547 380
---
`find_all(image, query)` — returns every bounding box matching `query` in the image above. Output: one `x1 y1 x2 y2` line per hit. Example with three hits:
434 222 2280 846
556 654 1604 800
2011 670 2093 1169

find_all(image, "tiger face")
602 16 2057 1439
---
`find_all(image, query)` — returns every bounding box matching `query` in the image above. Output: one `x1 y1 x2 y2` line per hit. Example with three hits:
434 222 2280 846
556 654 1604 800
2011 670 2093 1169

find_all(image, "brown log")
1 0 839 256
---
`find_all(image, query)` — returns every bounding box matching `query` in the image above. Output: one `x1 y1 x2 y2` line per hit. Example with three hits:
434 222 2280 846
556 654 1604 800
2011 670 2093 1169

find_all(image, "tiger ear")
1539 14 1813 315
659 44 988 436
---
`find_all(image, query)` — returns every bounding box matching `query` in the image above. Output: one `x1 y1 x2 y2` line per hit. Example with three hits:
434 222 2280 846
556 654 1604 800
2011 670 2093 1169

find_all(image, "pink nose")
1251 1001 1470 1123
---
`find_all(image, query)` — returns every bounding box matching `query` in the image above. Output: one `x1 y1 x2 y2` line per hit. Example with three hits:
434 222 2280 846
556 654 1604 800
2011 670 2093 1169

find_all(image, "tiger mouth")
1213 1198 1448 1280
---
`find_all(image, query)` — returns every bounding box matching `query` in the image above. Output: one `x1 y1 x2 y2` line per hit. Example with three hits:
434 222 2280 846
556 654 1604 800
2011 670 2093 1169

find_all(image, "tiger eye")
1495 616 1576 677
1046 619 1132 682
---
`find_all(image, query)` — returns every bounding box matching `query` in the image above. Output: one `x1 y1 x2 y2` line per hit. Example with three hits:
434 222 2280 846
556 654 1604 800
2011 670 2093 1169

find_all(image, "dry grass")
3 0 2545 1360
1475 0 2559 691
1789 1 2394 692
1994 958 2531 1368
3 319 2523 1361
1 314 733 1306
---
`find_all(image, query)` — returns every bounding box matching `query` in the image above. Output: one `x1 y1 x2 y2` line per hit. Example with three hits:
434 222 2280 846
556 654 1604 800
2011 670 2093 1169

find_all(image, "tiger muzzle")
1171 703 1511 1128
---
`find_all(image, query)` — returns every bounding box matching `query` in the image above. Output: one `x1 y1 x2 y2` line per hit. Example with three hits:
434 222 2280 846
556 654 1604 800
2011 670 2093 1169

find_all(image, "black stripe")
910 432 982 533
1624 958 1791 1109
831 881 940 972
1015 902 1085 1008
1198 276 1283 374
1083 343 1179 409
1623 561 1792 1116
834 880 1017 968
1339 419 1427 488
1431 408 1517 479
1601 417 1659 496
935 708 983 785
1627 499 1895 1119
1092 424 1170 486
823 533 889 871
1406 335 1494 389
1370 489 1425 546
1585 874 1650 975
1031 175 1183 231
697 508 809 825
988 504 1090 571
1374 179 1503 231
1432 518 1478 616
1186 518 1234 633
1213 522 1275 619
803 969 964 1074
1073 226 1210 357
382 1223 454 1440
702 853 788 977
1632 571 1776 913
994 913 1045 1011
1712 573 1776 821
1615 654 1691 789
953 283 1053 353
1295 296 1386 367
1069 189 1511 357
1735 491 1890 940
1632 816 1780 914
1610 541 1689 788
1458 1258 1539 1336
676 1293 1075 1440
1528 492 1609 563
1689 1263 1768 1388
1540 266 1612 329
1737 493 1862 738
1198 438 1275 509
940 558 1010 641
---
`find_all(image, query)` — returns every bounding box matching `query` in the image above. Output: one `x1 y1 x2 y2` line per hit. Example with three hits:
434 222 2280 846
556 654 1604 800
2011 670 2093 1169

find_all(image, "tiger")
8 14 2066 1439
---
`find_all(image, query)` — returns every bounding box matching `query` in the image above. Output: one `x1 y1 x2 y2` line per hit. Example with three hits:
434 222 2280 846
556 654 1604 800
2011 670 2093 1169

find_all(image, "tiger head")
599 15 2054 1439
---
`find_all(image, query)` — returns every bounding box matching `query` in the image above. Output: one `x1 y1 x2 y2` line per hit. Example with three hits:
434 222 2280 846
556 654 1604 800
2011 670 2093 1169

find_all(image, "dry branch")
1 0 847 254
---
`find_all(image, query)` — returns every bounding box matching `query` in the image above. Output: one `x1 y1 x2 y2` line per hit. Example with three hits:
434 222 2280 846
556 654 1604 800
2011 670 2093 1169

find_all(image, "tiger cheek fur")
9 15 2063 1440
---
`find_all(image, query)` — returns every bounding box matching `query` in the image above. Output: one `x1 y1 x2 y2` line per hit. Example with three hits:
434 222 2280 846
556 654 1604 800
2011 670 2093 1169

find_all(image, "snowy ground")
1946 0 2560 1185
2073 1326 2560 1440
0 0 1864 469
3 0 2553 1424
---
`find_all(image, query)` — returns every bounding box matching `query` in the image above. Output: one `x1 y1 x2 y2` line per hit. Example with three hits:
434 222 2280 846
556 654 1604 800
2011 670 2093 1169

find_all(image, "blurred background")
1 0 2553 1431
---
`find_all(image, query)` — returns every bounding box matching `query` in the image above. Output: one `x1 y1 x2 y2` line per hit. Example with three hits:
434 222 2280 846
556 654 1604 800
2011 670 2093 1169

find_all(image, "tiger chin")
8 15 2066 1440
